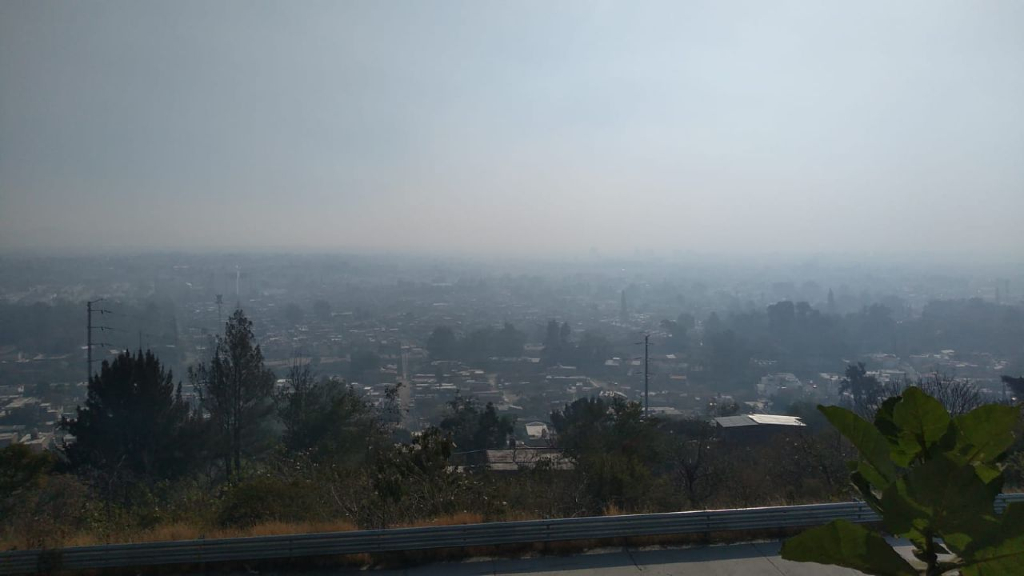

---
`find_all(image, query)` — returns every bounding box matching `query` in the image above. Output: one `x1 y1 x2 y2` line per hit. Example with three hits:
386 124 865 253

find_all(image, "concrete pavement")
398 542 865 575
259 540 906 575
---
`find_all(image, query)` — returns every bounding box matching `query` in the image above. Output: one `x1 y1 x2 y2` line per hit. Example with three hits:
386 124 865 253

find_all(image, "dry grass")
1 519 362 551
401 511 485 528
496 510 545 522
603 503 626 516
207 519 359 540
3 513 508 552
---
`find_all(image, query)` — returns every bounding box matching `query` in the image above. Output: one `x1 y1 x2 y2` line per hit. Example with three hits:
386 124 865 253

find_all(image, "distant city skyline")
2 1 1023 257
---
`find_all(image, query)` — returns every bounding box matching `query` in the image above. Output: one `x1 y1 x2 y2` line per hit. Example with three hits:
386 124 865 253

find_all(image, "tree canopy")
439 396 515 452
278 363 384 466
62 349 195 480
190 309 276 478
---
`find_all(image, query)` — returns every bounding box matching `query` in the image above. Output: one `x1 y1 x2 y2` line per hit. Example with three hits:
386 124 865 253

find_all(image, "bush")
216 476 322 528
2 475 100 550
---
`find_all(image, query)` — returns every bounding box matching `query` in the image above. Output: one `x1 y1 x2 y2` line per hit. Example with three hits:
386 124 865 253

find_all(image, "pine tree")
62 349 193 480
190 309 275 479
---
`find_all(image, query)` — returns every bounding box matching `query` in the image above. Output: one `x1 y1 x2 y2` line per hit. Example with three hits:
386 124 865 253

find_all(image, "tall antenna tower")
643 333 650 418
216 294 224 328
634 333 650 418
86 299 111 383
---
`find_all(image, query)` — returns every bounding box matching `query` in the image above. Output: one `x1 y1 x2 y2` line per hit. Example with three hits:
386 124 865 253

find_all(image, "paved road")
253 540 914 575
395 542 866 575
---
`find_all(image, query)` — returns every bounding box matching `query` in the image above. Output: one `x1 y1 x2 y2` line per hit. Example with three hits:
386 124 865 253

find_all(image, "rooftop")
714 414 805 428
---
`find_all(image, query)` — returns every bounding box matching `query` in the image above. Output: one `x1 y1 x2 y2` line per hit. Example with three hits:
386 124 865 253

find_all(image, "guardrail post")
36 550 62 574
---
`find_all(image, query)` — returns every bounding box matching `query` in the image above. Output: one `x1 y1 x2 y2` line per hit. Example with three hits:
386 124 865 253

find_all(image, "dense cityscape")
4 253 1022 456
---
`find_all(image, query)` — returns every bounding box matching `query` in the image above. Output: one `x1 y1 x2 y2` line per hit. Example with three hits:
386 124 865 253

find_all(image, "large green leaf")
874 396 916 467
961 503 1024 575
819 405 896 485
892 387 951 462
954 404 1021 465
874 396 901 442
850 465 884 512
880 454 999 555
970 463 1005 488
780 520 917 576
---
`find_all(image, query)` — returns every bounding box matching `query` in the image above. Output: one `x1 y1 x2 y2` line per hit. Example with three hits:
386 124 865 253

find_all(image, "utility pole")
643 333 649 418
86 298 111 383
87 300 91 382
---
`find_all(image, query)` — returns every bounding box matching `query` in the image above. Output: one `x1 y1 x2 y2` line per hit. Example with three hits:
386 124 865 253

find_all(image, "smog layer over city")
1 2 1023 574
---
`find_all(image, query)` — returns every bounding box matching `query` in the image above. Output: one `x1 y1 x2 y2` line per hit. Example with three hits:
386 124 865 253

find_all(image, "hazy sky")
1 1 1022 257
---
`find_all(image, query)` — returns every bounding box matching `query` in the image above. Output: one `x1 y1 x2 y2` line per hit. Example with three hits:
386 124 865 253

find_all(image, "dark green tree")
542 319 572 364
438 395 478 451
190 309 276 479
551 397 654 459
62 349 194 480
701 328 751 392
439 396 515 452
1002 375 1024 400
550 397 659 512
474 402 515 449
278 363 383 465
550 396 619 457
840 362 884 416
277 361 318 450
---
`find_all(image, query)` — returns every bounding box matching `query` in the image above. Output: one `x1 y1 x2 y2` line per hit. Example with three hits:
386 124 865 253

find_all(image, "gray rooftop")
714 414 805 428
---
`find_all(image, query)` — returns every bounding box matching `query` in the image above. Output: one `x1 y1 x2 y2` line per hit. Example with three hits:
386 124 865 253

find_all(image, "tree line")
670 297 1024 394
426 320 612 370
2 308 1023 553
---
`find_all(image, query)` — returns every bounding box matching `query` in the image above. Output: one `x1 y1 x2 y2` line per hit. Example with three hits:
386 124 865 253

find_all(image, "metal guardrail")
3 494 1022 575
